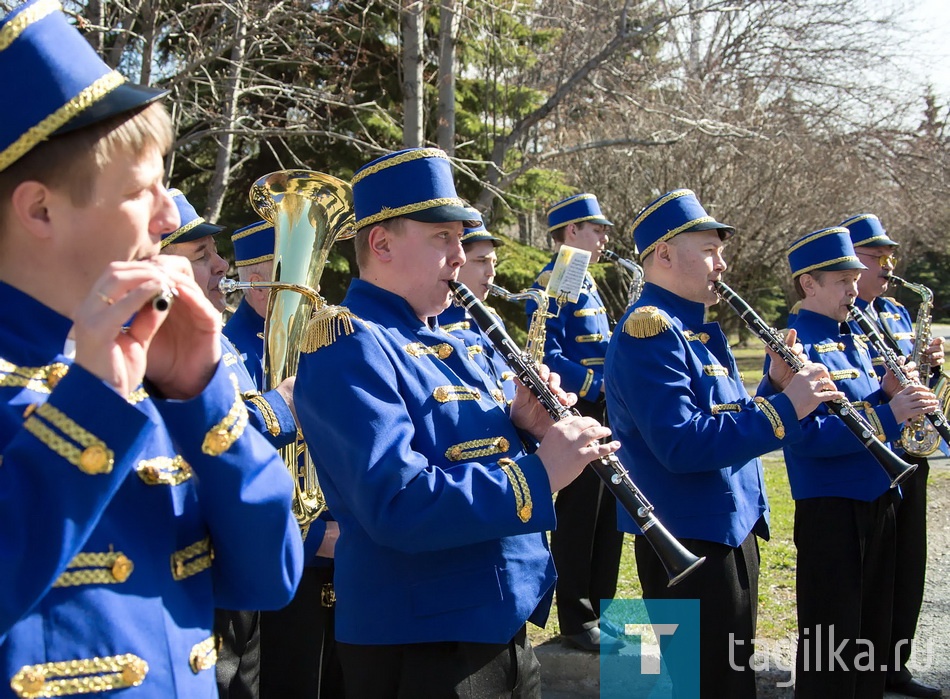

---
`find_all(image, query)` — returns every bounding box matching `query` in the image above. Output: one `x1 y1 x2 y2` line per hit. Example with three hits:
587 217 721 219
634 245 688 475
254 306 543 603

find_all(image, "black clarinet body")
848 304 950 446
449 280 705 586
714 281 916 488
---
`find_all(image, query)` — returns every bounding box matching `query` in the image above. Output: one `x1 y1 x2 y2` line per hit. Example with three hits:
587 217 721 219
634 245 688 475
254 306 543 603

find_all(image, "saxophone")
602 249 644 306
886 274 942 456
488 283 551 364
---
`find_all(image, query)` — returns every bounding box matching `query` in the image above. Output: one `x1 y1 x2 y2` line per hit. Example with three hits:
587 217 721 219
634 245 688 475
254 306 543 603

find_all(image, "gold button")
47 364 68 389
79 444 113 474
433 386 449 402
121 657 148 685
497 438 509 453
447 446 461 461
438 344 452 359
518 504 533 523
111 554 134 582
140 464 160 484
204 429 230 455
838 342 845 351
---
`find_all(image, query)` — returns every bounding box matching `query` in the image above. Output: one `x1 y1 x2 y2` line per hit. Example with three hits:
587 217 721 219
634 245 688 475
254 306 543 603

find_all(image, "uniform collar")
0 280 72 355
232 297 264 332
792 307 845 336
344 277 435 330
638 282 708 329
437 301 466 326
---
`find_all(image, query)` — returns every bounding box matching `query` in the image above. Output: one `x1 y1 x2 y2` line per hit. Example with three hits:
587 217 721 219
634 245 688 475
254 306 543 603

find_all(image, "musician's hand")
766 328 803 390
926 337 945 368
889 384 939 424
535 415 619 492
144 255 222 399
782 362 846 419
510 364 576 441
316 521 339 559
882 359 919 398
73 260 181 397
275 376 297 422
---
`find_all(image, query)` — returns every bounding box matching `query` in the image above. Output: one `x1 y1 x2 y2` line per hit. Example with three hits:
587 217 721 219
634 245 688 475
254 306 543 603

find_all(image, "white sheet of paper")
546 245 590 303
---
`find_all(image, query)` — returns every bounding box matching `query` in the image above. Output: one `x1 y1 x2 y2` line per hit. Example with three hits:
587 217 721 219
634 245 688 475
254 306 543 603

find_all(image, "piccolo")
714 280 916 488
449 280 705 586
848 304 950 446
151 287 175 312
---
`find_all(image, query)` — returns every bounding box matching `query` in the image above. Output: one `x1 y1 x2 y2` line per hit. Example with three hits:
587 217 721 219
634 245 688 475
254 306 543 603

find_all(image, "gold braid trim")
404 342 453 360
573 307 606 317
0 359 69 393
445 437 510 462
440 321 471 332
24 403 114 475
683 330 710 343
575 333 605 343
792 255 860 278
711 403 742 414
170 537 213 581
351 147 448 184
432 386 481 403
126 387 148 404
235 253 274 267
300 305 357 353
829 369 860 381
52 550 134 588
814 342 845 353
466 346 483 359
703 365 729 376
354 197 471 231
623 306 671 339
499 458 533 523
246 394 281 436
0 0 58 51
188 636 218 674
159 215 208 248
852 401 886 440
10 653 147 698
580 357 604 366
136 455 193 486
754 396 786 439
578 369 594 399
202 374 248 456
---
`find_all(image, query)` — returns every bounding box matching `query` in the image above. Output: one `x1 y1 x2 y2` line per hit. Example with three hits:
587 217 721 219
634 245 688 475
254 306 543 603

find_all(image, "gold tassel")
623 306 671 339
301 305 357 353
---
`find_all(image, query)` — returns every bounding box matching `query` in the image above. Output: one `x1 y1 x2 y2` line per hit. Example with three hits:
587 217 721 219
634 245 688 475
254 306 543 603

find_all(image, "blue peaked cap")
232 221 275 267
787 227 867 279
161 189 224 248
631 189 735 261
460 217 503 248
352 148 480 230
840 213 900 248
546 193 612 233
0 0 167 173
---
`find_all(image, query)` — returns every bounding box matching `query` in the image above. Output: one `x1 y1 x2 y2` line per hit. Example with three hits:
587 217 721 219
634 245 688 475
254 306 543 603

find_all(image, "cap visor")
53 83 169 136
688 220 735 239
169 222 225 246
404 204 481 228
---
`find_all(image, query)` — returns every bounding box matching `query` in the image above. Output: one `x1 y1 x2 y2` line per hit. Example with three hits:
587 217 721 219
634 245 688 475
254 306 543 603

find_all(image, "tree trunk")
402 0 425 148
436 0 461 154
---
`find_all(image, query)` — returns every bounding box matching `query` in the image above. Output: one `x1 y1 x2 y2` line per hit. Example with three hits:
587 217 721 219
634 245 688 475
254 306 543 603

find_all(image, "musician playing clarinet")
604 190 837 697
293 148 619 698
841 214 945 699
773 227 938 698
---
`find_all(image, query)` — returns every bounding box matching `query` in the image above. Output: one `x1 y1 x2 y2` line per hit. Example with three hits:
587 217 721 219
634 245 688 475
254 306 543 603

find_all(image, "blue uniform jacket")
775 307 900 501
851 296 917 380
437 302 517 405
223 300 331 563
604 283 803 547
526 259 611 403
294 278 557 645
0 282 303 697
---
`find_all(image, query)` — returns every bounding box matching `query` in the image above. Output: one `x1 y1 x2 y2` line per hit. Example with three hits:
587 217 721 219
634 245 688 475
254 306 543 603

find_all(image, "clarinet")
449 281 705 586
714 281 916 488
848 304 950 448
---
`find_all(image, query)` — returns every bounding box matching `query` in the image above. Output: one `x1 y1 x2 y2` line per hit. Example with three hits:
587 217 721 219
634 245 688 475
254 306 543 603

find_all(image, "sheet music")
546 245 591 304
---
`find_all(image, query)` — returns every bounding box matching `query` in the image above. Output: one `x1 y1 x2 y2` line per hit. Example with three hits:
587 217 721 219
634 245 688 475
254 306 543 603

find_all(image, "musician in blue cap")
841 214 944 699
604 189 836 697
523 192 625 652
0 1 303 696
437 219 517 405
224 219 344 699
294 147 620 697
777 226 937 698
160 192 302 699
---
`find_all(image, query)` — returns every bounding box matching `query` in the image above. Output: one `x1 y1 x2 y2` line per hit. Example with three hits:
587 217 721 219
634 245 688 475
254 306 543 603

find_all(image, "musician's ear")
653 241 673 268
799 273 817 296
367 223 393 262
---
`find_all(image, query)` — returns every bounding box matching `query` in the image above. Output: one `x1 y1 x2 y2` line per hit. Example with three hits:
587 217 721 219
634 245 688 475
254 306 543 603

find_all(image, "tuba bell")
223 171 354 530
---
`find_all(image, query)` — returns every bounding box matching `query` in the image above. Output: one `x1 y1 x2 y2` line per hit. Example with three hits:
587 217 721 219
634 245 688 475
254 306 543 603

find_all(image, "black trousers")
793 494 896 699
214 609 261 699
888 456 930 683
550 398 624 635
259 566 343 699
636 531 760 699
336 626 541 699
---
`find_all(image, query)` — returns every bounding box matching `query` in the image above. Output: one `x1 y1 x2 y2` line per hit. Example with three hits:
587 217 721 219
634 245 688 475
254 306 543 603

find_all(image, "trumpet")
714 281 916 488
450 280 705 586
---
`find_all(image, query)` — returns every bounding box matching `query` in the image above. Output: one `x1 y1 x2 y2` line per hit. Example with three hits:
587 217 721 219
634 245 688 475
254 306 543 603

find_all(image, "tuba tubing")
714 281 916 488
450 280 705 586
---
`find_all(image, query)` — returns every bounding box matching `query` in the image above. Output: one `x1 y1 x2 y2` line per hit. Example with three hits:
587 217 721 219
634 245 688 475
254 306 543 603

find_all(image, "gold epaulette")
788 300 803 316
301 304 358 353
623 306 671 339
882 296 904 308
535 270 552 289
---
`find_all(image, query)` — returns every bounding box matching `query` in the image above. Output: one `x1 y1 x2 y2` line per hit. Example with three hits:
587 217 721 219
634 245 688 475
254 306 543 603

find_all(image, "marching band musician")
160 194 302 699
525 193 624 653
224 220 344 699
604 189 837 697
293 147 619 698
841 214 944 699
0 2 303 697
436 219 517 405
774 227 937 698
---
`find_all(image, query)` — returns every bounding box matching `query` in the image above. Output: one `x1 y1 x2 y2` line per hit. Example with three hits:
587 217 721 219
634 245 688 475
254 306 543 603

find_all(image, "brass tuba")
221 171 354 530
